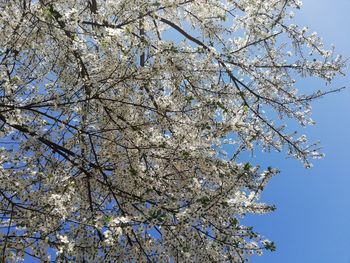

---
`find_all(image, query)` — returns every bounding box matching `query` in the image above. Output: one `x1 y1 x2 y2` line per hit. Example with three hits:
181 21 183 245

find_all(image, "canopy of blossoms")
0 0 344 261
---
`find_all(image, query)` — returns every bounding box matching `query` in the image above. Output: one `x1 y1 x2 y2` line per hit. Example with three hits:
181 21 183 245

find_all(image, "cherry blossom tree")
0 0 345 261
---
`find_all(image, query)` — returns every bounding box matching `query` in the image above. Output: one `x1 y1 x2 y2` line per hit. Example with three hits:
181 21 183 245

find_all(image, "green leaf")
185 96 194 102
198 196 210 205
216 101 228 113
104 216 112 225
230 218 239 226
130 167 138 176
182 151 190 159
264 241 276 252
244 162 252 171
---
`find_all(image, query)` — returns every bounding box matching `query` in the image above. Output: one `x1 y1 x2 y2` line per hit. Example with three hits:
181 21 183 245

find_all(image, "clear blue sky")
245 1 350 262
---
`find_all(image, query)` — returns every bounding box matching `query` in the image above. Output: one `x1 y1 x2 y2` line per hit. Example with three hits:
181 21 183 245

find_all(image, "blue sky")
245 1 350 262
